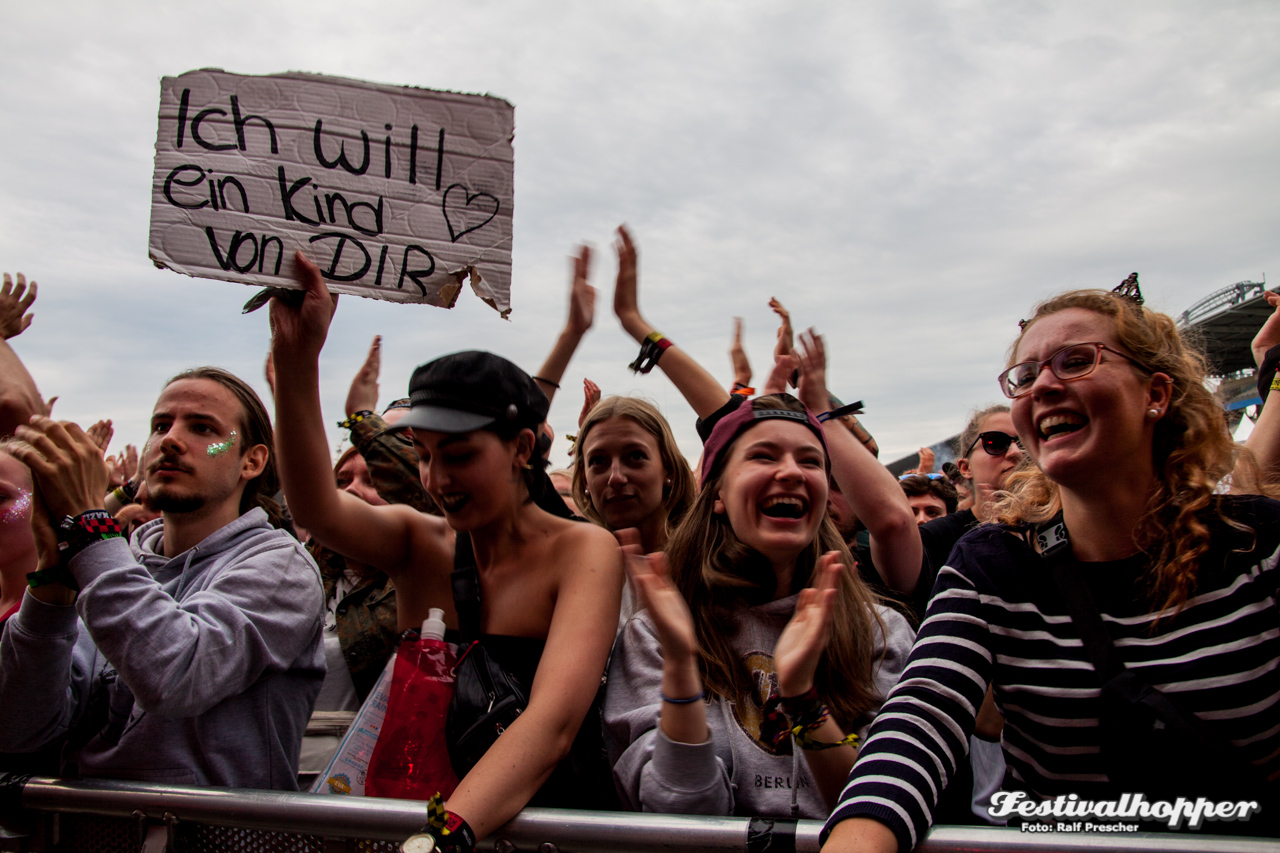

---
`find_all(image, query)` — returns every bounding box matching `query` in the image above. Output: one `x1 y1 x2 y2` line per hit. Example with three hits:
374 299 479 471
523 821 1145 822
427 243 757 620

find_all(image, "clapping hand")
0 273 37 340
774 552 841 698
617 528 695 661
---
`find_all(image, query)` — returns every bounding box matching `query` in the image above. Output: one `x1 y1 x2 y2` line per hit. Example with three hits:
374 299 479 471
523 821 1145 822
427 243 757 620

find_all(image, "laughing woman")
823 288 1280 852
269 252 623 845
604 332 916 819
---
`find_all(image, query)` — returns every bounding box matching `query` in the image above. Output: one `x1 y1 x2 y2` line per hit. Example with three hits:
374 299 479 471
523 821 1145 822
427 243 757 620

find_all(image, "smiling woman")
268 251 623 848
572 396 695 554
604 391 916 820
822 288 1280 852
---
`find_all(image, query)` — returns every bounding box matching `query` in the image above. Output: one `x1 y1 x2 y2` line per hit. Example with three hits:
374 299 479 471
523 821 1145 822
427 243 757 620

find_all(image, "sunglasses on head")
899 473 946 481
965 431 1022 457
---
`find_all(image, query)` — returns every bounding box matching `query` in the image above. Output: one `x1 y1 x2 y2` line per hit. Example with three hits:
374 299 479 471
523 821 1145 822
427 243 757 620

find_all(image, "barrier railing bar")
9 777 1277 853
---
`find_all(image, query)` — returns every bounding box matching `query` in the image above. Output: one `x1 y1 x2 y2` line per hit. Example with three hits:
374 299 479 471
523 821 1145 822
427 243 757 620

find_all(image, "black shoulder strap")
1042 546 1126 681
451 532 482 641
1038 519 1259 751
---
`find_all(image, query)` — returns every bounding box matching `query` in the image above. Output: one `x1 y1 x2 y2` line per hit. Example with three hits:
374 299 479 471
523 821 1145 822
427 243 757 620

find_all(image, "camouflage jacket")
310 412 439 701
348 412 438 515
312 545 399 702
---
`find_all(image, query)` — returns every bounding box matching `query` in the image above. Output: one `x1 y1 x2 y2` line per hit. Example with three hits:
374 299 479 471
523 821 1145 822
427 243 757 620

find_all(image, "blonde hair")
664 394 887 731
571 396 695 537
994 289 1267 616
956 404 1011 462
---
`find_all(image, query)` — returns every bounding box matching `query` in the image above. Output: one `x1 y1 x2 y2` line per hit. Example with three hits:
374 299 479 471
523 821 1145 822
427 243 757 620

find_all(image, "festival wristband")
778 686 828 730
26 565 79 592
793 728 858 752
338 410 376 429
628 332 673 375
816 401 865 423
402 795 476 853
57 509 123 564
1257 344 1280 405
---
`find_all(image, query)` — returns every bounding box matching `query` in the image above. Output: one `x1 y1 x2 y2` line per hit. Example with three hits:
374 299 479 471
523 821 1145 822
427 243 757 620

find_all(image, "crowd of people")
0 230 1277 852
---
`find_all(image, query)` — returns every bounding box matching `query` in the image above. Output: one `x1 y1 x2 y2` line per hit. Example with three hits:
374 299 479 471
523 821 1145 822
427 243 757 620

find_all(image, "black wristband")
26 564 79 592
58 509 124 565
1257 344 1280 406
119 479 140 502
817 401 865 423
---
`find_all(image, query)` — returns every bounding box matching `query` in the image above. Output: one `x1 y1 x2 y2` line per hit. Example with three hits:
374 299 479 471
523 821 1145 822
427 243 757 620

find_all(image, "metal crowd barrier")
0 775 1274 853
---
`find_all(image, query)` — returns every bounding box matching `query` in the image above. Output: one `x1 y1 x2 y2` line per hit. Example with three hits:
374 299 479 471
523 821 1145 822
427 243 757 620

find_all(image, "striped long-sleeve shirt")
823 494 1280 850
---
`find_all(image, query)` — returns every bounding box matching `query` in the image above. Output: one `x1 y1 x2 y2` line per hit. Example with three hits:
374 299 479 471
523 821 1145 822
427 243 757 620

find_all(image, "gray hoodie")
0 508 325 789
604 596 914 818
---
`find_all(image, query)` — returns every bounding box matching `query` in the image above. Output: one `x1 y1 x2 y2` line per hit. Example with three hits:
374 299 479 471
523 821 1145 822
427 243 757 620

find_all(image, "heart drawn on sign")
442 184 500 242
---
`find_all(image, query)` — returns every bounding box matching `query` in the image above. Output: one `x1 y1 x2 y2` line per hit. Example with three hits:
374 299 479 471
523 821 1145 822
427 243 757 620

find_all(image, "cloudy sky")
2 1 1278 467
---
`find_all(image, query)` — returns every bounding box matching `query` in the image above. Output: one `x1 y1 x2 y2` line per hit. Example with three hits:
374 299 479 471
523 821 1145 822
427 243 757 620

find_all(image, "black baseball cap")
397 351 549 434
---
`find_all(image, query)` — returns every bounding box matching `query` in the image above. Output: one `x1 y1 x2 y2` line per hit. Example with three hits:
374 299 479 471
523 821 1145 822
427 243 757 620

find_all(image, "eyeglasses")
899 473 946 481
997 342 1144 399
965 431 1022 457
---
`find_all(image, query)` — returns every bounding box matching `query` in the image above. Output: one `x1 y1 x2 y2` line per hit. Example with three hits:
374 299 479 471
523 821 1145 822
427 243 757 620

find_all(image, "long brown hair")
164 367 287 529
664 394 887 731
994 289 1269 616
571 396 696 536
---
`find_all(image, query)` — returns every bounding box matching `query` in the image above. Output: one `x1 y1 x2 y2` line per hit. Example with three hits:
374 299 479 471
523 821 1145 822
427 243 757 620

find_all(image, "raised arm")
729 317 752 390
268 251 448 575
769 297 795 373
445 522 624 837
534 244 595 405
340 335 436 513
1242 291 1280 486
796 331 921 592
0 273 45 437
612 226 730 419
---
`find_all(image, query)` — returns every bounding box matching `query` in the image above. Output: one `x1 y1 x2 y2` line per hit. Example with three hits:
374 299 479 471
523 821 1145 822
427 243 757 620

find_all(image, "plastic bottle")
422 607 447 641
365 608 459 799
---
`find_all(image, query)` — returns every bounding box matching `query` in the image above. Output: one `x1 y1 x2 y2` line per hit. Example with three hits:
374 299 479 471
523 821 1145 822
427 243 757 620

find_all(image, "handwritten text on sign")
148 70 515 315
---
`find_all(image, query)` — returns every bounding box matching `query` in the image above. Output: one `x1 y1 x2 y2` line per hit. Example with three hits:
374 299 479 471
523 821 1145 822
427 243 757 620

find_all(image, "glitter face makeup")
207 430 237 458
2 490 31 524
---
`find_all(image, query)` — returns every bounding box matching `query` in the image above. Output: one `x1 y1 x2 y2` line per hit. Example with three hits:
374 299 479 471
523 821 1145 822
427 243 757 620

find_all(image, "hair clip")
1018 319 1028 331
1113 272 1144 305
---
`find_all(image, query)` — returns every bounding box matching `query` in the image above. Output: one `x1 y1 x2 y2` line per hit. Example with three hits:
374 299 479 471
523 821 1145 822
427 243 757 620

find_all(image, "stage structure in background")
148 69 515 316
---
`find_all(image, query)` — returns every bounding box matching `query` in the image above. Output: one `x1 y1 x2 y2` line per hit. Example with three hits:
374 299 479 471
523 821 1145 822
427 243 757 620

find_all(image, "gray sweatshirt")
604 595 914 818
0 508 325 789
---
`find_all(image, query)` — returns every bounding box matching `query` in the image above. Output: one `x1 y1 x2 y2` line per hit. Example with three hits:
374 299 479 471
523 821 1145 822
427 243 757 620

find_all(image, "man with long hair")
1 368 324 789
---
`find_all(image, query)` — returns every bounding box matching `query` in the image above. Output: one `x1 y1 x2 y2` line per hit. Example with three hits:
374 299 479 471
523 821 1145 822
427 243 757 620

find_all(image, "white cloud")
1 0 1277 467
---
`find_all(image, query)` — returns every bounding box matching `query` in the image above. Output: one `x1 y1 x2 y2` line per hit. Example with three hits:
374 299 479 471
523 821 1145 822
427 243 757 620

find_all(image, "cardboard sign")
148 70 515 315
